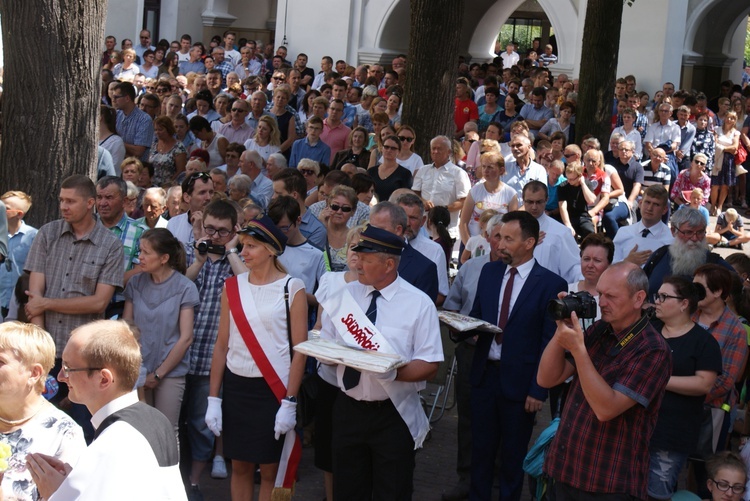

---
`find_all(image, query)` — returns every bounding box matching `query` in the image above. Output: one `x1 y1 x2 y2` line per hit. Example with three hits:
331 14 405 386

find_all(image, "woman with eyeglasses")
322 186 359 272
366 135 412 202
705 452 747 501
647 276 721 500
123 228 199 442
671 153 712 207
150 115 188 186
112 48 139 83
395 125 424 175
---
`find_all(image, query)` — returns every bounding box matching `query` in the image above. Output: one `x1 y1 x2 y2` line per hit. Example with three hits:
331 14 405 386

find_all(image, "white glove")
205 396 223 437
274 399 297 440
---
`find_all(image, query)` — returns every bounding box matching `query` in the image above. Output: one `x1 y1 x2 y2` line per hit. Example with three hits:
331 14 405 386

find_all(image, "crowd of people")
3 28 750 501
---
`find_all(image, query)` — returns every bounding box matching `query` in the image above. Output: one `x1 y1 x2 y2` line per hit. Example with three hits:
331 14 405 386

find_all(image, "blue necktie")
343 291 381 390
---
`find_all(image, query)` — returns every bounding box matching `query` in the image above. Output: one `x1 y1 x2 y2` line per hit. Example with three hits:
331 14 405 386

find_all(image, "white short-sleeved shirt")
467 182 518 236
412 161 471 236
319 276 443 401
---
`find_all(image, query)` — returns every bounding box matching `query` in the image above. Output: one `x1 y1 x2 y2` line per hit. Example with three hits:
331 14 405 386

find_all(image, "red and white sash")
321 286 431 448
225 276 301 489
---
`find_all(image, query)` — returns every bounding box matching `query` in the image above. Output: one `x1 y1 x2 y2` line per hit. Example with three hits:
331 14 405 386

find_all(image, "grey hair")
430 135 452 150
143 187 167 206
166 185 182 200
210 167 228 181
96 176 127 197
670 207 707 231
229 174 252 196
125 180 139 199
609 262 649 296
486 214 504 235
370 201 408 234
622 140 635 150
242 149 264 169
394 192 424 215
268 152 287 168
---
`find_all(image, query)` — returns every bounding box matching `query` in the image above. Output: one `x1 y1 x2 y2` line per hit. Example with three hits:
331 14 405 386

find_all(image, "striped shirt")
116 108 154 162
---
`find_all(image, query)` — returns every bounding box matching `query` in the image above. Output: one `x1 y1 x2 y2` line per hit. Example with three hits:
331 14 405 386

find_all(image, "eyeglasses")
618 147 633 152
382 145 399 151
710 479 746 494
203 225 232 237
185 171 211 189
674 227 706 240
563 152 576 158
329 204 353 213
653 293 684 303
694 159 707 166
273 76 286 81
231 108 248 113
145 86 155 91
398 136 414 143
61 365 102 378
299 169 317 176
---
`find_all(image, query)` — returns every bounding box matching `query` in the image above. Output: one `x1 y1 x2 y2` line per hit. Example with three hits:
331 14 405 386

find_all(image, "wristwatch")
284 396 297 403
228 247 239 255
154 372 161 382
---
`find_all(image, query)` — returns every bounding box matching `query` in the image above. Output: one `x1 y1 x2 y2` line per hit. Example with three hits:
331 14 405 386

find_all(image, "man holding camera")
538 262 672 500
462 211 566 500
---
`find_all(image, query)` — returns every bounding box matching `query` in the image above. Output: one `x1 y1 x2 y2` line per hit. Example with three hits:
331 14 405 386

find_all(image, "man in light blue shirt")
289 116 331 168
519 87 554 138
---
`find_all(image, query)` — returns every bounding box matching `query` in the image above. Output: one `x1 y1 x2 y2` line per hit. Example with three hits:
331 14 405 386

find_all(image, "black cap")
351 225 405 255
238 215 287 255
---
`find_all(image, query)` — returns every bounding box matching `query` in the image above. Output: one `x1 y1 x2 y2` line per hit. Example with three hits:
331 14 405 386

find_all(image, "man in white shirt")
222 31 240 66
396 193 449 306
521 181 581 283
167 172 215 244
412 136 471 239
499 44 519 69
177 34 192 62
613 185 674 264
503 135 547 206
28 320 186 501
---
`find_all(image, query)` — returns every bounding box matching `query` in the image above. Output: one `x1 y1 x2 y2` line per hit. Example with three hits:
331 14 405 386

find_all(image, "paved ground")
184 377 552 500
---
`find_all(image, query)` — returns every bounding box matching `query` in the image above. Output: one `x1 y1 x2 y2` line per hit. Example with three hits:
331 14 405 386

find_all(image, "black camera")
547 291 598 320
195 240 226 256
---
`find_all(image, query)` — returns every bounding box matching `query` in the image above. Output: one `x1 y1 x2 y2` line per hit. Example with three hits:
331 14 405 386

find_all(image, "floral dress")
149 139 187 187
690 128 715 174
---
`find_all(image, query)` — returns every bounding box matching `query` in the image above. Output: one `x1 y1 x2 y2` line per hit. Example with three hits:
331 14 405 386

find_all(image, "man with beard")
643 207 734 297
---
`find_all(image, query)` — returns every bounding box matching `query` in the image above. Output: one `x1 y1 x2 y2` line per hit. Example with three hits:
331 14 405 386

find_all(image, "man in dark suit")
369 201 439 303
466 211 567 500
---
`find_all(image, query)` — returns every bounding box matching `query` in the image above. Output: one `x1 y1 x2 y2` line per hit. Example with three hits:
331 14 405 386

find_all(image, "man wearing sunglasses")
643 207 734 298
167 172 215 245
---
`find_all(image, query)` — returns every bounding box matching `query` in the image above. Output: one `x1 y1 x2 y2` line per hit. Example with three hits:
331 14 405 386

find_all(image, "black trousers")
553 481 637 501
454 342 475 485
332 392 415 501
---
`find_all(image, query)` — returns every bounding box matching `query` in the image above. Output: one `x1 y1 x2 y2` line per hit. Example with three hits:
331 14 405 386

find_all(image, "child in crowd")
713 208 750 248
460 209 497 264
677 188 710 226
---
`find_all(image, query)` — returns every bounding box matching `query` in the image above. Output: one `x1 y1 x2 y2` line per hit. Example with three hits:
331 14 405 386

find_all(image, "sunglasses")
185 171 211 188
694 160 706 166
299 169 317 176
273 76 286 81
329 204 353 213
397 136 414 143
231 108 248 113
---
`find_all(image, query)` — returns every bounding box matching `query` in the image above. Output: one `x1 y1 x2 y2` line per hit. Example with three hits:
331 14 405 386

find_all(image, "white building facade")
104 0 749 96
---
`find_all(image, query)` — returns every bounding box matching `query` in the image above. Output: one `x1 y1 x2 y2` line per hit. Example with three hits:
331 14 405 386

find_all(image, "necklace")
0 401 46 426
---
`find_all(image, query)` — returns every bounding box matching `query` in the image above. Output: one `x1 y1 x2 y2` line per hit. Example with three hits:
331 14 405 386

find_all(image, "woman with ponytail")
427 205 455 272
123 228 200 438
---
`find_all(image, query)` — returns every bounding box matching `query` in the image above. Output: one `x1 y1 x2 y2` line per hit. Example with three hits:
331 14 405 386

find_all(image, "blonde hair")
75 320 141 391
1 191 32 214
725 208 739 222
0 322 56 393
565 162 584 177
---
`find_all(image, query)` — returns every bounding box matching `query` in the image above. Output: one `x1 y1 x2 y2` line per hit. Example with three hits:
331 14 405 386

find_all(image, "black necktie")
641 228 650 238
343 291 381 390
